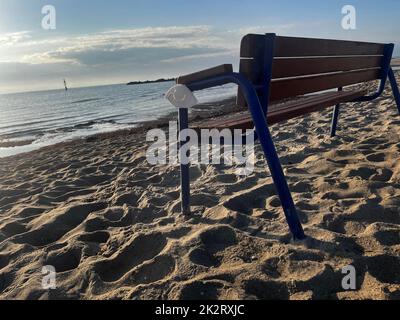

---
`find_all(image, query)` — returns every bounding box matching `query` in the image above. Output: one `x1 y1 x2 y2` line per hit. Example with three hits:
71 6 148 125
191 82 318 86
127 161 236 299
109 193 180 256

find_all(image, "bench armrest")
177 64 233 85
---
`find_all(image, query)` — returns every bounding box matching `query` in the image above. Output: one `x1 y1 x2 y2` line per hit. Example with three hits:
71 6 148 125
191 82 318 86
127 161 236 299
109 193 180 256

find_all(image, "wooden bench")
172 33 400 240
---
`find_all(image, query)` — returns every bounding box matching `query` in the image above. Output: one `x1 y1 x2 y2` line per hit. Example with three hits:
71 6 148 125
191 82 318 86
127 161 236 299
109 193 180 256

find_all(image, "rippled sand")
0 73 399 300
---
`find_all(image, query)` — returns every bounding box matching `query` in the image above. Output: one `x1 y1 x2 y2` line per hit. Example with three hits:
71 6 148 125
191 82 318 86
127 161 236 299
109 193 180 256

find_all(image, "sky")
0 0 399 94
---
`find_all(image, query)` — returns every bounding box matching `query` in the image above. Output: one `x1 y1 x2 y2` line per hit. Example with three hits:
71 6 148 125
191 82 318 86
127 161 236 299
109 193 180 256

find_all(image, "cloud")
0 31 31 47
160 50 237 63
11 26 231 66
234 24 298 36
0 23 306 93
2 24 313 67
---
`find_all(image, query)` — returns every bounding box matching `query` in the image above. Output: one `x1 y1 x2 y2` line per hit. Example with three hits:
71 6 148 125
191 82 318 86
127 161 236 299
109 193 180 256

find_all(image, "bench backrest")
238 34 393 108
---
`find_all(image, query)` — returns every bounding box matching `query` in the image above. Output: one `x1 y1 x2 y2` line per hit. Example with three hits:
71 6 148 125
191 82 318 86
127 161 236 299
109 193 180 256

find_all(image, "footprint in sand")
374 230 400 246
94 232 167 282
366 255 400 284
348 203 399 224
165 227 192 239
0 221 26 238
288 249 325 263
84 217 111 233
243 279 289 300
77 174 112 187
189 226 237 268
0 254 10 270
45 246 83 273
216 174 239 184
176 281 224 300
77 231 110 244
48 188 96 203
126 255 176 285
189 248 220 268
11 207 47 219
0 189 31 208
111 192 138 207
13 202 107 247
366 153 386 163
223 185 275 215
345 167 377 180
321 189 365 200
371 168 393 182
103 208 125 222
199 226 237 252
0 272 14 292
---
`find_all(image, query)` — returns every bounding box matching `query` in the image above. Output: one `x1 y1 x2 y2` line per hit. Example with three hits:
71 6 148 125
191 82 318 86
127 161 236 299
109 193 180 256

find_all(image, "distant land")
127 78 175 86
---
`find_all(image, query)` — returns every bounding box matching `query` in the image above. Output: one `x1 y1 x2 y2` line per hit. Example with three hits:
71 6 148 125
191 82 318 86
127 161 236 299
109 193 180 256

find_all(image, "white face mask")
165 84 198 109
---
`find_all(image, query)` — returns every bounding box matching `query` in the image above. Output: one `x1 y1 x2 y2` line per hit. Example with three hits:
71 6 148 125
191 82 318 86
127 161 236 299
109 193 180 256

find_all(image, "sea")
0 81 236 158
2 66 400 159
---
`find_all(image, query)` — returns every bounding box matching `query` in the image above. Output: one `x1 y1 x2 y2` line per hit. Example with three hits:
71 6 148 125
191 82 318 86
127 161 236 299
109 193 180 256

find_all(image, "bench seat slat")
198 92 346 129
213 91 352 128
195 89 367 130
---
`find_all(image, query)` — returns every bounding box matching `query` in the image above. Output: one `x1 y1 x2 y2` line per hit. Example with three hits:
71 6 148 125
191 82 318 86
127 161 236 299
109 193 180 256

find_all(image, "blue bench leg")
179 108 190 215
248 106 305 240
330 103 340 137
330 87 343 138
388 68 400 115
260 126 305 240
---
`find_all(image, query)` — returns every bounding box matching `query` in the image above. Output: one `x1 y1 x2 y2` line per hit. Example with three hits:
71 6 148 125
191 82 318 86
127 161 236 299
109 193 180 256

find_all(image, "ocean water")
0 82 236 158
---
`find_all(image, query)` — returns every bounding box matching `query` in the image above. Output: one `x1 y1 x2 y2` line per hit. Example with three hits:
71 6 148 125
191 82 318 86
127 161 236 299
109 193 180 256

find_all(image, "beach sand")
0 73 399 300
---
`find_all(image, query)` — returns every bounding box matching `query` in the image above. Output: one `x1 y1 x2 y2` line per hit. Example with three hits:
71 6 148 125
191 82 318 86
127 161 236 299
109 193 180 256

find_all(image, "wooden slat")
269 91 350 113
238 35 384 107
237 58 262 108
267 90 366 124
239 59 263 84
197 90 367 130
274 36 385 57
272 56 383 78
240 34 267 58
237 62 379 106
270 68 380 101
177 64 233 85
238 56 382 84
240 34 385 58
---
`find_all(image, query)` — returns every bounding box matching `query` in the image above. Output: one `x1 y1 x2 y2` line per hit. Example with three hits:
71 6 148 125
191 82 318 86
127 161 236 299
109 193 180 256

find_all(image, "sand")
0 73 399 300
392 59 400 67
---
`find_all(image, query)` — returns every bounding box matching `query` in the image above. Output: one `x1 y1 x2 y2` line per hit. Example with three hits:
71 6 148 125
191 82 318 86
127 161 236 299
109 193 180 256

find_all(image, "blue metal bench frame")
177 34 400 240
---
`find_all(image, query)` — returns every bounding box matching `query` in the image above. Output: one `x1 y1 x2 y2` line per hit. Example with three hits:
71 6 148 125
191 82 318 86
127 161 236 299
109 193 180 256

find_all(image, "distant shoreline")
126 78 175 86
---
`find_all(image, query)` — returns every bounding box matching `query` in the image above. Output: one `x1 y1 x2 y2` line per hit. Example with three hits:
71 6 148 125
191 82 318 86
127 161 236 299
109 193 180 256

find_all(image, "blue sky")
0 0 399 93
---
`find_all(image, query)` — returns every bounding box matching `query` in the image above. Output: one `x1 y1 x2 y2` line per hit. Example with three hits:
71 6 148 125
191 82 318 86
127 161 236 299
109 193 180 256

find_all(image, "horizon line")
2 58 400 96
0 77 177 96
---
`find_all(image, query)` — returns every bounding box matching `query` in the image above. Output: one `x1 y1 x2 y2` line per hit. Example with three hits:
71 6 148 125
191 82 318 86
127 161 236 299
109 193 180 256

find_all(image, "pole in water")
63 79 68 91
